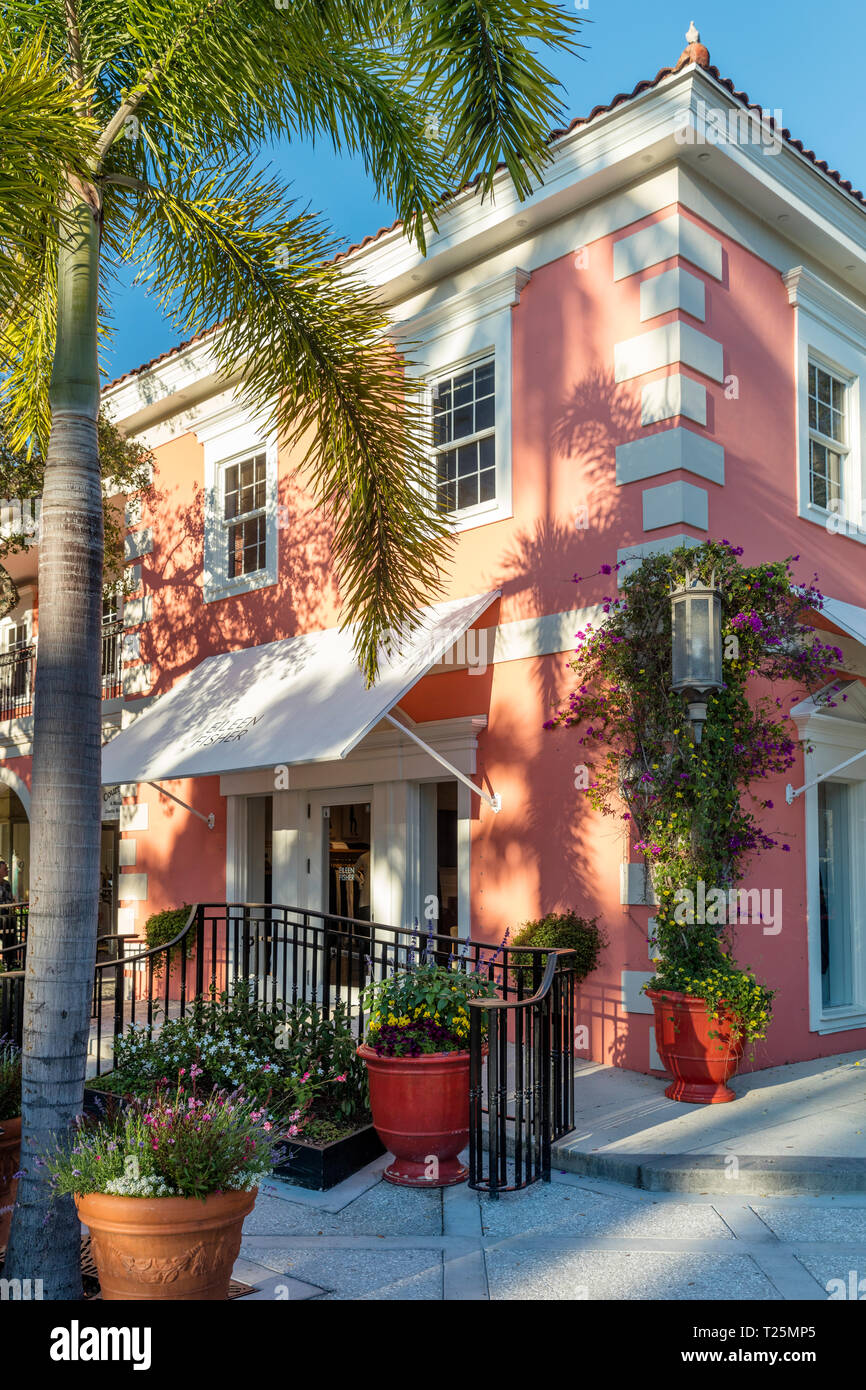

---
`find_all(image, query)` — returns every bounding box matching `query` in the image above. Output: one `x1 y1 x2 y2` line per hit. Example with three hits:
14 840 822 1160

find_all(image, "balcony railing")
0 623 124 721
0 645 34 720
101 619 123 700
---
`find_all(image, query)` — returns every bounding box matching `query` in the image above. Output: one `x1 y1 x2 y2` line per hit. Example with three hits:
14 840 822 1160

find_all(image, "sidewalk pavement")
554 1049 866 1194
233 1159 866 1301
230 1048 866 1301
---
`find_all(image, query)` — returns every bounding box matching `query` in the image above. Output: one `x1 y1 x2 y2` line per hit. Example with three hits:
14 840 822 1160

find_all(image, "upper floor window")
808 361 848 511
433 358 495 516
223 452 267 578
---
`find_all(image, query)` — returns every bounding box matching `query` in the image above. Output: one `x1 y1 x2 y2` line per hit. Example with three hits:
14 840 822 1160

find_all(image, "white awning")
102 591 498 784
817 594 866 646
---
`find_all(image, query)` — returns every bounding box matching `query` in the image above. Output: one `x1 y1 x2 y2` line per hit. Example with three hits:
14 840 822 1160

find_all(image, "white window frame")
219 450 269 585
786 268 866 542
198 402 279 603
794 683 866 1033
430 353 498 524
398 268 530 533
807 357 851 513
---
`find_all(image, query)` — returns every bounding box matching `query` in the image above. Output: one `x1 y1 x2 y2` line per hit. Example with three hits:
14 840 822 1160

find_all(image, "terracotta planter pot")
0 1116 21 1248
646 989 744 1103
75 1187 256 1300
358 1043 471 1187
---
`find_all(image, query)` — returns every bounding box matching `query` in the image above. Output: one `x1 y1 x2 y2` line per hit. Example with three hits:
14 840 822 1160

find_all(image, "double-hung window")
433 358 495 516
222 452 267 578
808 360 849 511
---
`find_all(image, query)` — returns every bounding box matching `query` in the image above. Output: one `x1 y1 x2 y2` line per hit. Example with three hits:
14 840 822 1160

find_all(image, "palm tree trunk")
5 191 103 1299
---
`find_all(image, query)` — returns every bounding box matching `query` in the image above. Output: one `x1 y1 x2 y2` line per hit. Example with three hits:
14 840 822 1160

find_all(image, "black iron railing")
0 903 28 966
6 903 578 1189
0 905 27 1045
0 624 124 721
0 646 35 720
468 948 575 1197
101 619 123 699
86 903 563 1065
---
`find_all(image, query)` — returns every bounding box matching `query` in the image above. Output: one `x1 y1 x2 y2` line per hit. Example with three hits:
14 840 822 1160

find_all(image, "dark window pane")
437 449 456 484
452 403 473 438
437 480 456 512
228 515 266 578
479 468 496 503
453 372 473 404
457 474 478 510
475 360 494 395
457 443 478 477
475 394 494 431
479 435 495 470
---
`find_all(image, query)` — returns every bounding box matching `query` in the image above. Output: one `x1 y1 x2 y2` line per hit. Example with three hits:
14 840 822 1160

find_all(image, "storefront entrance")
0 782 29 902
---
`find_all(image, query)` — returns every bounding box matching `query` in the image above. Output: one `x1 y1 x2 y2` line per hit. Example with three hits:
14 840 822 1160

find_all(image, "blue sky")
104 0 866 381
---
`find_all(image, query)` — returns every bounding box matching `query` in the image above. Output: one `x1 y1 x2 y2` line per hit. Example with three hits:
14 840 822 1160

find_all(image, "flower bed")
86 986 378 1189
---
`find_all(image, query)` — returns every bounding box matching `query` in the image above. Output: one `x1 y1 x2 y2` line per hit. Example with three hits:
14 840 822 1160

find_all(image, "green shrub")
143 905 195 970
0 1039 21 1121
108 984 370 1136
510 911 606 988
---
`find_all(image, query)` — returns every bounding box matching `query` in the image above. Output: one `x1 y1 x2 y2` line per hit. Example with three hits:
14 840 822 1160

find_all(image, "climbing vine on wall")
546 539 844 1042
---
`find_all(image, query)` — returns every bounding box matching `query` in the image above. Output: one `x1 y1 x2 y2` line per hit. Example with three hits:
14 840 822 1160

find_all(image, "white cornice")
783 266 866 350
392 267 531 341
102 66 866 435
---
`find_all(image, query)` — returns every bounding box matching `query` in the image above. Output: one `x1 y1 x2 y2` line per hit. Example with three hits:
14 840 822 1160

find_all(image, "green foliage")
361 960 496 1055
649 962 774 1049
510 911 606 988
548 540 844 1046
0 0 584 680
46 1082 276 1199
108 984 369 1134
0 1039 21 1122
0 410 154 609
143 904 195 971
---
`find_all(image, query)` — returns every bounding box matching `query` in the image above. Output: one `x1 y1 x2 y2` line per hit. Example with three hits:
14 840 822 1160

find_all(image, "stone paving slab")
232 1162 859 1302
240 1245 444 1300
477 1184 734 1240
242 1184 443 1237
484 1248 779 1301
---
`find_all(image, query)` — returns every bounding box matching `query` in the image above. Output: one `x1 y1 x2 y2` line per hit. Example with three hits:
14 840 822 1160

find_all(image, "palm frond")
115 160 453 679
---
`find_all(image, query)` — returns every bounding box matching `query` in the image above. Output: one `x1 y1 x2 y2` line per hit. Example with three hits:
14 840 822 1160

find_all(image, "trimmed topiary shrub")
143 905 195 971
510 911 606 989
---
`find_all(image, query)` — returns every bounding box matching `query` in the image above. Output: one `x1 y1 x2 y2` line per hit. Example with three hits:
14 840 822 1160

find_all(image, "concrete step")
551 1144 866 1196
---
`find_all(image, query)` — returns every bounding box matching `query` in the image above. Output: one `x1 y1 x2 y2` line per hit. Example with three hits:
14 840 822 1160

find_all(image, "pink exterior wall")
89 200 866 1070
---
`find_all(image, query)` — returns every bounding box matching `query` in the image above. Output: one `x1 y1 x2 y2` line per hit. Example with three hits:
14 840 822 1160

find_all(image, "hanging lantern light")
670 568 724 744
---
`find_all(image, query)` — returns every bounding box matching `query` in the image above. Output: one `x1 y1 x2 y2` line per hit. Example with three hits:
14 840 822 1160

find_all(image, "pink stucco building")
4 30 866 1075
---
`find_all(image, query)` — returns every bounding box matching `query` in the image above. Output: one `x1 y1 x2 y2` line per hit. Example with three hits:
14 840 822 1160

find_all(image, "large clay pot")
358 1043 471 1187
646 988 744 1103
0 1116 21 1248
75 1187 256 1300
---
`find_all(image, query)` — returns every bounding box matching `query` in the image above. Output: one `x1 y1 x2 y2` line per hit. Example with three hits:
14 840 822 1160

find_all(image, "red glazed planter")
358 1044 471 1187
646 989 744 1104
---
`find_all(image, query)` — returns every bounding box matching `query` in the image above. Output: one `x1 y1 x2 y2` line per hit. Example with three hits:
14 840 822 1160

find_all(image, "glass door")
818 782 856 1009
321 798 371 999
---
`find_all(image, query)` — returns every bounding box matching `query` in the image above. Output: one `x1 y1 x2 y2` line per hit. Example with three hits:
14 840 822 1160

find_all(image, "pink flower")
335 1074 347 1083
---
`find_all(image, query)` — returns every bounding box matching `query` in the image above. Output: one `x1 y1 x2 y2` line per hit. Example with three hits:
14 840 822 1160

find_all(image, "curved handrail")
467 947 577 1010
92 904 199 974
